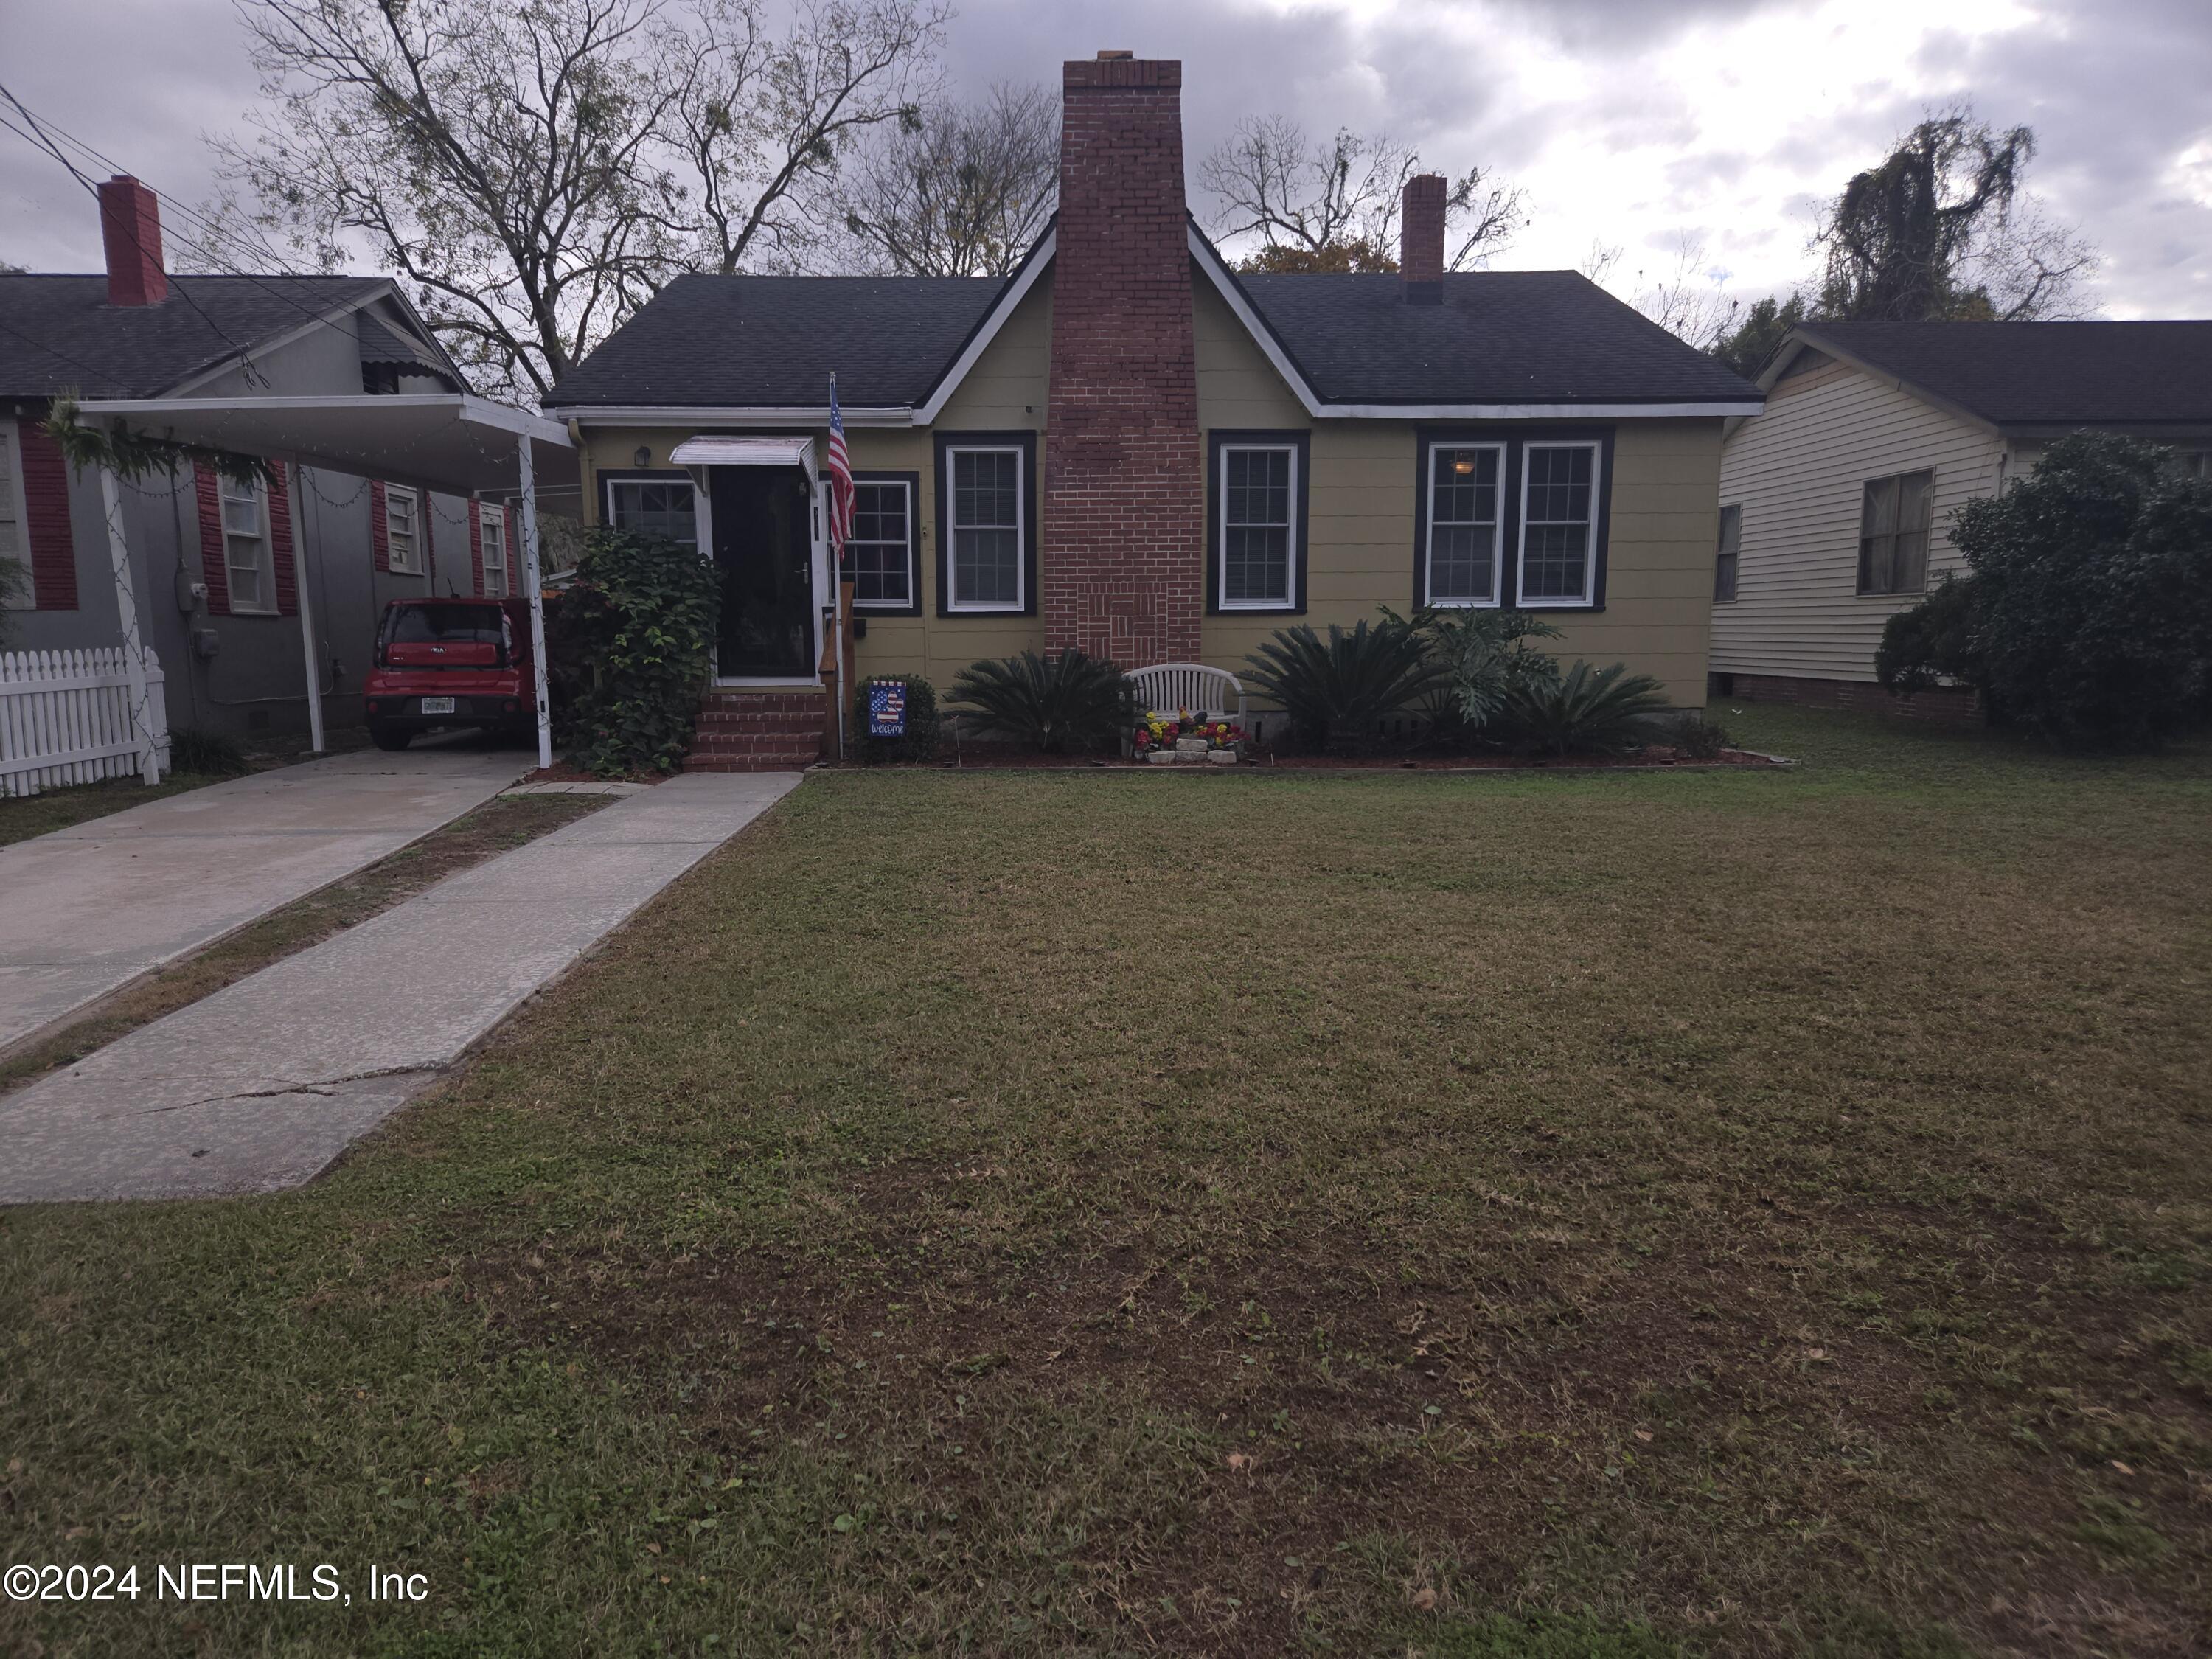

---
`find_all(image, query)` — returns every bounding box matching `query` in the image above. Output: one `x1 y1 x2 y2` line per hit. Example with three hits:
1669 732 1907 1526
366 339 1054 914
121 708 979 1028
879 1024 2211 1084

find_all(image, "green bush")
1504 660 1673 757
850 675 941 763
1243 612 1441 753
1947 431 2212 746
1402 605 1562 745
1876 571 1982 698
167 726 250 776
947 649 1130 754
1663 712 1733 759
0 555 26 651
557 528 720 776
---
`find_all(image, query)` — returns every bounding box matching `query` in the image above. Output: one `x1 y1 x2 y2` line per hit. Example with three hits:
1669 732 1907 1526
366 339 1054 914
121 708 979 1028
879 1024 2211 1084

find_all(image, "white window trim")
480 510 509 598
1215 442 1301 611
220 475 278 615
848 477 917 611
943 443 1026 613
1514 439 1604 609
384 484 423 577
0 420 32 611
1422 439 1508 608
602 474 705 556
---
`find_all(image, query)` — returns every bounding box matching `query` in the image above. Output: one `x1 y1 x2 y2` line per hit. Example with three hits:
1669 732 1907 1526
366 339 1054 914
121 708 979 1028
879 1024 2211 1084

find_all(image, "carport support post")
285 461 324 754
97 464 161 786
518 433 552 771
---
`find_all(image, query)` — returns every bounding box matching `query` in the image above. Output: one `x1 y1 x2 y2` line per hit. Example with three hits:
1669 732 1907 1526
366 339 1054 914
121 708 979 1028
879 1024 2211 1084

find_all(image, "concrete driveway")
0 742 527 1054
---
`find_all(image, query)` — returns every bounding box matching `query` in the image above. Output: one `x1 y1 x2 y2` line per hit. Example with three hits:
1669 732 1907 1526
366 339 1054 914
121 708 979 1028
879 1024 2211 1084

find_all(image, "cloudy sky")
2 0 2207 319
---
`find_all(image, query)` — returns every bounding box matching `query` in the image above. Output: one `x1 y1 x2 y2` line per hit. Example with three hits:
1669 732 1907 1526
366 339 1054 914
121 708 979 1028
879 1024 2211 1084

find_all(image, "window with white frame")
1517 442 1601 605
848 479 915 608
221 476 276 612
480 509 509 597
384 484 422 575
1425 442 1505 605
1714 503 1742 602
0 420 28 608
1857 470 1932 595
1217 441 1299 608
946 445 1023 611
604 477 698 552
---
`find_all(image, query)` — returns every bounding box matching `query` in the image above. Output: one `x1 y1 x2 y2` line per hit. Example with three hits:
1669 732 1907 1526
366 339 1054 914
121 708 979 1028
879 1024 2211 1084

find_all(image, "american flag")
826 373 855 566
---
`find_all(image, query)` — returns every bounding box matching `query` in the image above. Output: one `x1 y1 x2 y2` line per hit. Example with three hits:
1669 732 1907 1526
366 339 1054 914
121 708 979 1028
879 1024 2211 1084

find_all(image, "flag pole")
830 372 849 762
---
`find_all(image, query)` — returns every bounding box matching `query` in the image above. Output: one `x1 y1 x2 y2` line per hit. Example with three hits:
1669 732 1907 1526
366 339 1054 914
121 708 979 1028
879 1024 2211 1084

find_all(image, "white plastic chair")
1124 662 1247 725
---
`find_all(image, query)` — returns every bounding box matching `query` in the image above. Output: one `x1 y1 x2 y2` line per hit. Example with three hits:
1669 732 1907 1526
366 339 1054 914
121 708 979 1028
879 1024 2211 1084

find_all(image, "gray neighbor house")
0 176 522 749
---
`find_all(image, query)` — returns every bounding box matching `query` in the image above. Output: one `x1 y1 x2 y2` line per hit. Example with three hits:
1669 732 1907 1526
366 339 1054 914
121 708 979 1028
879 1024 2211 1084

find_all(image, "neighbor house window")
1425 442 1506 605
480 509 508 597
847 477 918 610
1517 442 1601 605
1857 470 1932 595
1714 503 1742 602
383 484 422 575
221 476 275 613
945 444 1024 611
0 421 27 608
603 477 698 552
1215 439 1301 609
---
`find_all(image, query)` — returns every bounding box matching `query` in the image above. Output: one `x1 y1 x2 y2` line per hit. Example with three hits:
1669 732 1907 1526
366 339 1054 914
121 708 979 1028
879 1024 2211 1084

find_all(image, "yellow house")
544 54 1761 765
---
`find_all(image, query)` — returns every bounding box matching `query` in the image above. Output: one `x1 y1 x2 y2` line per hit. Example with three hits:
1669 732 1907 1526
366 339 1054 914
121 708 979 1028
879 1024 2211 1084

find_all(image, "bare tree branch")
825 83 1057 276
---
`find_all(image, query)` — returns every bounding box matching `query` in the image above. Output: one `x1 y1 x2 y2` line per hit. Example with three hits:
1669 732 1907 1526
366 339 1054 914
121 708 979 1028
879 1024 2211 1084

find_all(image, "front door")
710 466 815 678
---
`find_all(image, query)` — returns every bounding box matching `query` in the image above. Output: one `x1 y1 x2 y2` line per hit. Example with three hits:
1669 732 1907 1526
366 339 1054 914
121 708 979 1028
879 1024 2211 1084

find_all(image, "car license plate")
419 697 456 715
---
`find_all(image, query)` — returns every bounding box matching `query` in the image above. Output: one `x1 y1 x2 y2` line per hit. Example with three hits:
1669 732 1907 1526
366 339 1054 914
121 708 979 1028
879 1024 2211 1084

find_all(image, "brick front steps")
685 690 824 772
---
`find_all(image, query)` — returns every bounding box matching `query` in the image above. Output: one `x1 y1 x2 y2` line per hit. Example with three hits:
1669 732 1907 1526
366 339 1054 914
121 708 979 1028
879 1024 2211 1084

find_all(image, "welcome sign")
867 680 907 738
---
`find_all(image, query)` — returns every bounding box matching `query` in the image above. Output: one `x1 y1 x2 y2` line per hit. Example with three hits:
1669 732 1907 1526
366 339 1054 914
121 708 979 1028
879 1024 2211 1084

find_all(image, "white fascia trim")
911 230 1057 424
549 404 914 428
1187 228 1324 417
1321 400 1765 420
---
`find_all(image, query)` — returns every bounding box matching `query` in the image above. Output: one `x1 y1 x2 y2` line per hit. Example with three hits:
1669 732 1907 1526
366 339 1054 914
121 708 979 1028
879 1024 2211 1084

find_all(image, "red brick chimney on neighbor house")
98 175 168 307
1401 173 1446 303
1043 52 1203 668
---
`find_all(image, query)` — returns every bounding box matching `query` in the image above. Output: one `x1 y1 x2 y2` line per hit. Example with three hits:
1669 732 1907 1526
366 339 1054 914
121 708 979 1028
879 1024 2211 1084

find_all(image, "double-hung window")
1714 503 1742 602
1214 437 1302 610
1423 442 1506 605
1857 470 1932 595
0 420 27 608
480 509 509 597
848 476 918 611
944 442 1026 611
384 484 422 575
221 476 275 613
603 477 699 552
1517 442 1601 605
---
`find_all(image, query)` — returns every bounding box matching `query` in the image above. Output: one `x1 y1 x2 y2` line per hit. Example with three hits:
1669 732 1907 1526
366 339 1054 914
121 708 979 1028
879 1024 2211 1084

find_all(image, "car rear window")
387 605 505 645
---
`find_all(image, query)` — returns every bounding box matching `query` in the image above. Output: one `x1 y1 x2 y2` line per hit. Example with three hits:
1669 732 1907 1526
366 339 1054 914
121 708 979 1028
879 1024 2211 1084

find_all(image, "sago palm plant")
1242 613 1441 753
947 649 1132 753
1505 660 1674 757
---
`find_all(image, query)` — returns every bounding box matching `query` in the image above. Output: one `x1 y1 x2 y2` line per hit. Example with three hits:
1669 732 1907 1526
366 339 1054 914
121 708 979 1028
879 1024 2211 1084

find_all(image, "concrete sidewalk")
0 744 527 1054
0 770 803 1204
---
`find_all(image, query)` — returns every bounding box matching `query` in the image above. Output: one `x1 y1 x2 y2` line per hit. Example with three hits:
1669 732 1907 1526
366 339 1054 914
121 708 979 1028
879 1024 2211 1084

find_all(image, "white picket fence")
0 647 170 799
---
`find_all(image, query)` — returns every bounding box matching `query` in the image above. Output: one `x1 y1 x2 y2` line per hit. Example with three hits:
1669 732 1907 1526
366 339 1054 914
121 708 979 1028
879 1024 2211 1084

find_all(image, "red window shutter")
194 462 231 616
370 481 389 573
268 465 297 616
18 422 79 611
467 501 484 596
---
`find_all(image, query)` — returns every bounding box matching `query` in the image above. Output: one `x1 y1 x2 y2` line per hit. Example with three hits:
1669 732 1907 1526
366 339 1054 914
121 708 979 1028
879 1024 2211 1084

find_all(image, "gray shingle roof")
0 274 392 400
544 260 1761 411
1797 321 2212 428
355 309 456 380
546 274 1004 409
1237 270 1759 406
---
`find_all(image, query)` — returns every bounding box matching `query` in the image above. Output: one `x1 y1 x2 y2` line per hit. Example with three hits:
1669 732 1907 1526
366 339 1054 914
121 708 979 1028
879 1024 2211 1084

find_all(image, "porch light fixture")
633 445 653 467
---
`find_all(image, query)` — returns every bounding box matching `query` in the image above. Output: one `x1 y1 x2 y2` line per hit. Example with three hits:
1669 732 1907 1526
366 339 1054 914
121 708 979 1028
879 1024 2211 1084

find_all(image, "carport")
72 393 579 771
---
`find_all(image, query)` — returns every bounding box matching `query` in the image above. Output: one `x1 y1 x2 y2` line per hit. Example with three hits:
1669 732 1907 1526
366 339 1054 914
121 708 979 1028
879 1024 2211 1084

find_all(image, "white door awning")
669 436 815 473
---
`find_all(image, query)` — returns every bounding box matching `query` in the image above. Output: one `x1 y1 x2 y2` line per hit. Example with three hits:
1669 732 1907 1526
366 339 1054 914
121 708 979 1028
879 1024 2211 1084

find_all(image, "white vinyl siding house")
1712 352 2003 684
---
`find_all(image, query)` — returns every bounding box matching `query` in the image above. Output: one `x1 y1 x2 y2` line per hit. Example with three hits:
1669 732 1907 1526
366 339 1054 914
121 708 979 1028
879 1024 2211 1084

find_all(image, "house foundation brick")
1042 55 1203 671
1712 672 1983 728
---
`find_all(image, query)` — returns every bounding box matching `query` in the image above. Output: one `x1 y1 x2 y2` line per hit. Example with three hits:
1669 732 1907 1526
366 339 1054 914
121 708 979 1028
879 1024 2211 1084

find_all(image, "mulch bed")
520 761 669 785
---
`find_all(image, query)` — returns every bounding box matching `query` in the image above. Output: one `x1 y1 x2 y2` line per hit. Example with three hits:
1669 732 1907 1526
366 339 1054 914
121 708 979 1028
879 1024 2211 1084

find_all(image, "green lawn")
4 706 2210 1657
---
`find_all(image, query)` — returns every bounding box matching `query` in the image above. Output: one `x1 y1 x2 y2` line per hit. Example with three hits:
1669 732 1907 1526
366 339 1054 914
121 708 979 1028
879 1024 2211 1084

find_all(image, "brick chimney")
97 175 167 307
1400 173 1445 304
1042 53 1202 669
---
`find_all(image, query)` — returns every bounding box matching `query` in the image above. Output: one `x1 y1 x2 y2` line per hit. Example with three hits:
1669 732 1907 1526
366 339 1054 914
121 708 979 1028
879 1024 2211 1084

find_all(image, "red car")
364 597 536 751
